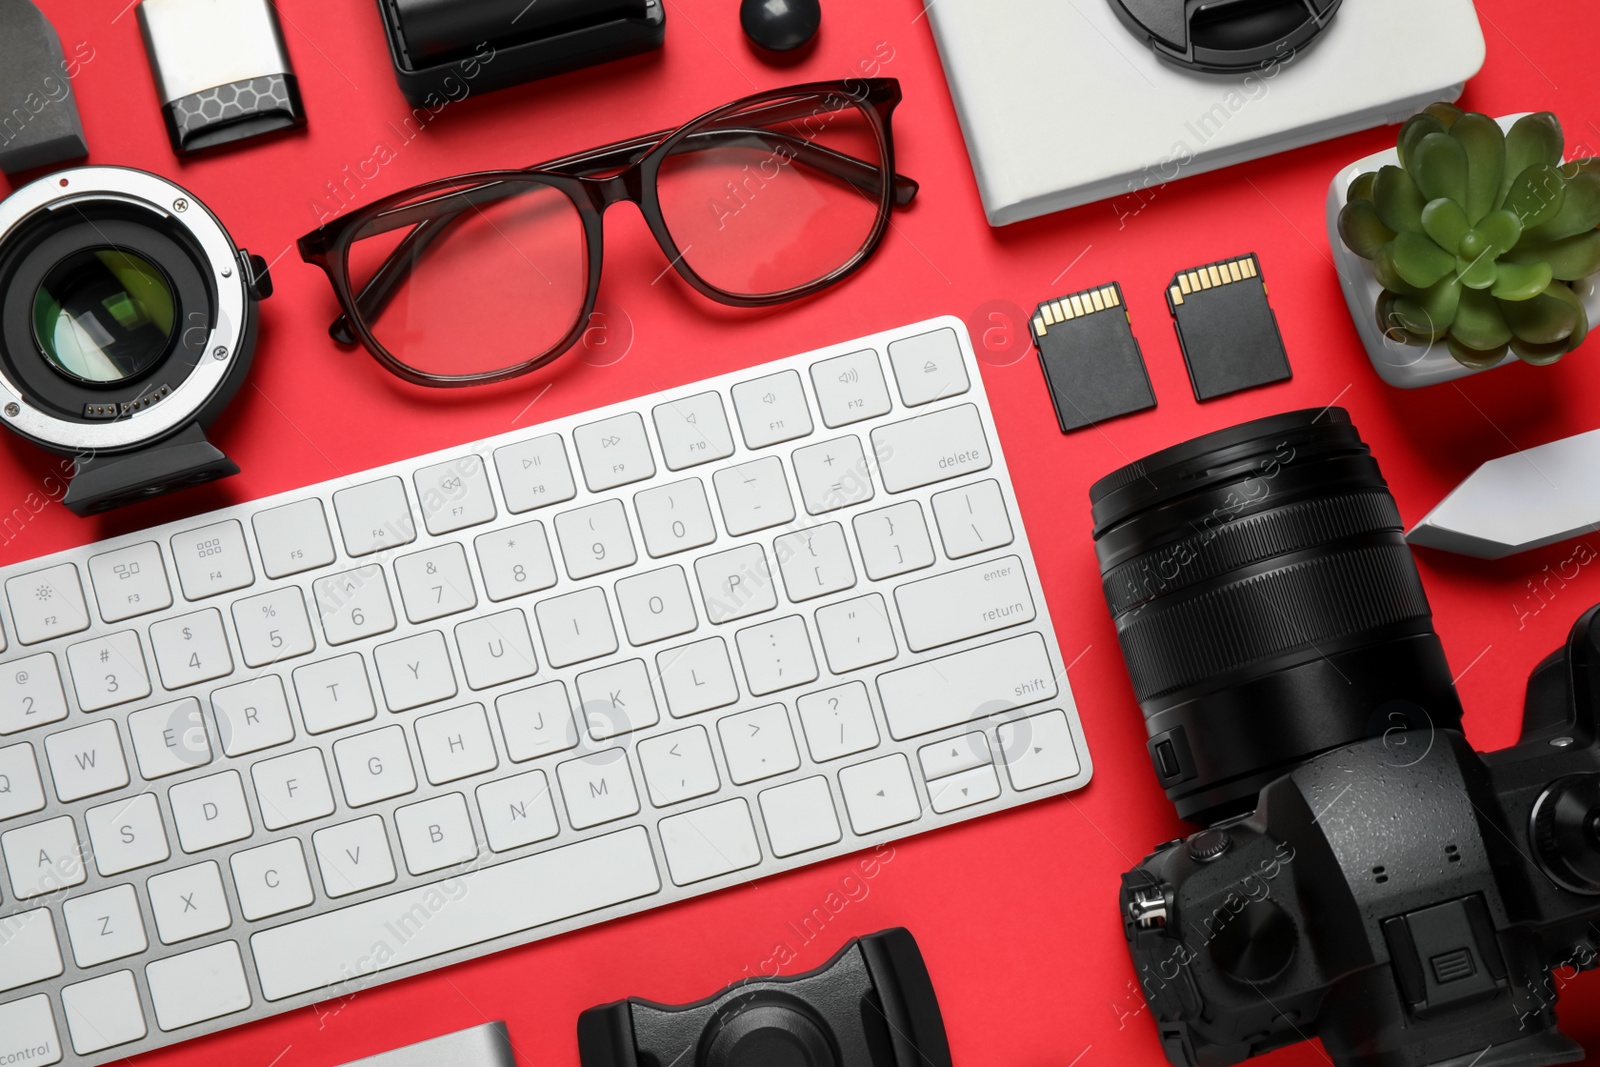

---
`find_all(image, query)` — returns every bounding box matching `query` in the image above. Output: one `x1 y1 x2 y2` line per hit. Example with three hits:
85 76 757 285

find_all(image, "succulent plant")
1339 103 1600 368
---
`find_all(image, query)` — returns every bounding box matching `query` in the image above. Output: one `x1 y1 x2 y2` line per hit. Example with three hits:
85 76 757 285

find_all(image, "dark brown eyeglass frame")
297 78 917 388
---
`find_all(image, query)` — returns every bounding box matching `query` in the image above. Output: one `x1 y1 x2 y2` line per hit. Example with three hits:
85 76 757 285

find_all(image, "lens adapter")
0 166 270 514
1091 408 1463 823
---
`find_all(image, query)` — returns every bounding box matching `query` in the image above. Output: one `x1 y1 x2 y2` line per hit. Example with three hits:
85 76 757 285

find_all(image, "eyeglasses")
297 79 916 388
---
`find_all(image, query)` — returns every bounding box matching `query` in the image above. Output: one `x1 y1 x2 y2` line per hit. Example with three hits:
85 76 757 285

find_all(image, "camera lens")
1090 408 1463 823
32 247 177 384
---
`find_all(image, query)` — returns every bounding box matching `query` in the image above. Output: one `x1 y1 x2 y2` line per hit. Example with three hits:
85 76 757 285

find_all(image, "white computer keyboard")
0 316 1090 1065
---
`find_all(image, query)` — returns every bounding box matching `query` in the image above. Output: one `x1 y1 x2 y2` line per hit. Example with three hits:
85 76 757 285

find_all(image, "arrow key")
997 708 1081 791
839 753 920 835
928 764 1001 814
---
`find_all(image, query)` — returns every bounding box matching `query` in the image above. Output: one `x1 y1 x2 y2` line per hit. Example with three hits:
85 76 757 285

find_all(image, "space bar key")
251 827 661 1001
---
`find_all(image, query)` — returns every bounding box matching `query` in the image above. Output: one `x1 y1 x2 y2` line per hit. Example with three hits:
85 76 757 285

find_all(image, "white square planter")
1325 113 1600 388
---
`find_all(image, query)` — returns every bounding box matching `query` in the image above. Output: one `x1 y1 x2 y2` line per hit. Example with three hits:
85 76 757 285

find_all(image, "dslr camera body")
1093 410 1600 1067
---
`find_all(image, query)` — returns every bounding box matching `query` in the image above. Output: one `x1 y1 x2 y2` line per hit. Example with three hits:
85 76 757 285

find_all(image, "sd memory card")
1029 282 1155 433
1166 253 1291 401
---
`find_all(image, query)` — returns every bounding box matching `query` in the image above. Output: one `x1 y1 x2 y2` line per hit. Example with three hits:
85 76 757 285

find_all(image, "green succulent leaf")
1398 113 1447 171
1447 337 1510 368
1561 157 1600 181
1543 280 1590 348
1421 198 1469 254
1506 230 1600 280
1347 171 1378 204
1392 230 1457 288
1373 165 1426 234
1456 251 1498 290
1338 200 1395 259
1490 260 1553 301
1424 101 1465 129
1498 284 1580 344
1504 112 1564 201
1450 113 1505 222
1524 171 1600 244
1472 210 1524 257
1392 277 1461 339
1505 163 1567 230
1511 337 1571 365
1411 132 1469 205
1374 243 1421 294
1453 286 1513 348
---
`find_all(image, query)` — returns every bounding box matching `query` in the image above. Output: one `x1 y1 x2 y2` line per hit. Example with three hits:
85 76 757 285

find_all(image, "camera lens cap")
704 1003 837 1067
1107 0 1341 75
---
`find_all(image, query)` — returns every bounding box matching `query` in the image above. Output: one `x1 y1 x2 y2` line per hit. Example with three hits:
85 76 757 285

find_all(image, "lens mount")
1531 774 1600 895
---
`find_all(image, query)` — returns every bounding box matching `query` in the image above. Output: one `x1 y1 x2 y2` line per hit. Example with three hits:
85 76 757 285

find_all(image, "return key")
895 555 1036 651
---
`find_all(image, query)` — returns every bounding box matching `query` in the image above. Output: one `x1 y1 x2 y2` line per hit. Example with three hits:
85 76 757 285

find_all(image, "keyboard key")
577 658 660 739
932 479 1014 558
63 884 147 967
415 453 497 534
86 793 169 875
151 607 234 689
718 704 801 784
2 816 85 897
333 476 417 556
634 478 717 557
615 566 698 645
853 501 936 580
811 349 892 428
872 404 992 493
496 682 579 761
396 792 477 874
231 838 315 920
253 498 337 579
713 457 796 536
252 827 659 1000
0 907 63 992
575 412 656 491
735 615 818 696
233 587 316 668
456 609 539 690
653 392 736 470
415 703 498 784
759 776 843 857
394 543 478 623
792 436 874 515
292 654 377 734
815 594 897 673
171 521 255 600
534 587 618 668
313 566 398 645
732 369 813 448
695 544 777 624
887 327 969 406
656 636 739 717
637 725 720 806
333 725 417 807
313 815 397 897
46 720 129 802
374 630 458 711
475 521 558 601
0 741 46 820
839 753 921 834
0 653 68 734
169 770 252 852
659 798 761 885
213 676 296 755
63 969 147 1054
775 524 856 602
251 748 336 829
997 708 1081 790
493 433 577 513
919 731 992 780
797 682 880 762
896 555 1035 652
928 764 1002 813
90 541 172 622
877 633 1056 740
145 940 252 1030
557 750 639 829
555 499 637 580
149 860 231 943
0 996 61 1065
8 563 90 644
476 770 559 852
66 630 151 711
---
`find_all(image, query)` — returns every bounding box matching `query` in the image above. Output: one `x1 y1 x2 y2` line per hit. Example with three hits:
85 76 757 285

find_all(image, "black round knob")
1532 774 1600 895
703 1001 837 1067
1209 899 1297 985
1187 829 1233 863
739 0 821 53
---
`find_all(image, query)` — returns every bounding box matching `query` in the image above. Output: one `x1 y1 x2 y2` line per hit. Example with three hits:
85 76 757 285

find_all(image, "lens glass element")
32 248 178 384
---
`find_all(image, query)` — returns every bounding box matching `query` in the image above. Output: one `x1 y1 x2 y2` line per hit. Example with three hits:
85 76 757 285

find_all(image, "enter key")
894 555 1037 652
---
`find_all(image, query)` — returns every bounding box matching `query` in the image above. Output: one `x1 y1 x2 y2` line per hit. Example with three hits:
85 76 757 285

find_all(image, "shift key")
895 556 1036 651
876 633 1056 740
872 404 992 493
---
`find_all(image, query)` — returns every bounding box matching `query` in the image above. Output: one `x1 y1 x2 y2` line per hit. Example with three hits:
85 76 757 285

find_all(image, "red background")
5 1 1600 1064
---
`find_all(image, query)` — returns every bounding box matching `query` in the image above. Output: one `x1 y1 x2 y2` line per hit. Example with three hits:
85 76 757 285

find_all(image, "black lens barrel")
1091 408 1463 823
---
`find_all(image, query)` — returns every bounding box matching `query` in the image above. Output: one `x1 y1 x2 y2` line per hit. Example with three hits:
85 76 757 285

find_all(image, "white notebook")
923 0 1486 226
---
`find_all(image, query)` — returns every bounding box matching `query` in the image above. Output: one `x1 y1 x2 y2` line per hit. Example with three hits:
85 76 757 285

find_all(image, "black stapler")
379 0 665 105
